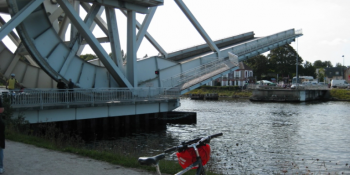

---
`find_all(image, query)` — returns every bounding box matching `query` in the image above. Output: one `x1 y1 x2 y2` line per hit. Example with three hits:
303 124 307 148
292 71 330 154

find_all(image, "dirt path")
3 140 159 175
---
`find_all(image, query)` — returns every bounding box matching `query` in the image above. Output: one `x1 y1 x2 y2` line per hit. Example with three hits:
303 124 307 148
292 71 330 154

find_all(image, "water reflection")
96 98 350 174
169 98 350 174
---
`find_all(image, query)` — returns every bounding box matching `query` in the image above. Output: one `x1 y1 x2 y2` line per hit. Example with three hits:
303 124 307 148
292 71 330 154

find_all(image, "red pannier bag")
176 144 211 169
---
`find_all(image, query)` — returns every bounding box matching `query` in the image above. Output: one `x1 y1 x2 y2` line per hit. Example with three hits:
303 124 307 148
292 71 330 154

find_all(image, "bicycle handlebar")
164 133 223 153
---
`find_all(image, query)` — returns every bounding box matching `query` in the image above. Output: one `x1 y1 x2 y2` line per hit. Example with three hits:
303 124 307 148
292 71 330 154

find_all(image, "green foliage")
185 86 252 97
317 68 325 82
80 54 97 61
314 60 333 68
244 54 269 80
245 44 321 81
302 61 316 78
267 45 302 78
330 89 350 100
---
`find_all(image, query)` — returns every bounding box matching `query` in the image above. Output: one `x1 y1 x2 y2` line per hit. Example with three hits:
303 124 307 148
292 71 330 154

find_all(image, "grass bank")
329 89 350 101
183 86 350 101
183 85 252 98
1 96 220 175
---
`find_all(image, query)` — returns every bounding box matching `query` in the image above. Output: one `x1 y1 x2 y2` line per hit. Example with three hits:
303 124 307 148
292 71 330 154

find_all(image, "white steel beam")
60 3 102 75
70 0 80 42
0 4 39 67
121 10 167 58
80 2 109 36
77 3 105 55
0 0 45 41
105 7 124 71
58 15 70 40
4 53 20 78
135 7 156 51
0 16 20 46
79 0 149 14
78 3 106 55
48 5 63 23
174 0 221 58
64 37 109 45
127 10 137 87
57 0 132 88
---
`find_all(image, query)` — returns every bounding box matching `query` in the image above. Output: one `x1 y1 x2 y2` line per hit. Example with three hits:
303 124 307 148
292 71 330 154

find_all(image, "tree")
244 54 269 80
300 61 316 77
314 60 333 68
317 68 325 82
80 54 97 61
335 62 344 68
267 45 303 79
324 61 333 68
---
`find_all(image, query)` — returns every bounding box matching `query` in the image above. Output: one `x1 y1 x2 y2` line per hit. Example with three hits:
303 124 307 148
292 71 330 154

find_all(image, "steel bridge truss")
0 0 302 95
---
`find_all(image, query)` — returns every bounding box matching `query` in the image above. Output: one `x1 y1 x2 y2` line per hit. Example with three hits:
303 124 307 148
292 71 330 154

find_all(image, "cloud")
319 38 349 46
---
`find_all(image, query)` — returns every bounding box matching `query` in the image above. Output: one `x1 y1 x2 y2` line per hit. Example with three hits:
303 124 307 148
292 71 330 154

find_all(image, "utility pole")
343 55 345 79
296 38 299 86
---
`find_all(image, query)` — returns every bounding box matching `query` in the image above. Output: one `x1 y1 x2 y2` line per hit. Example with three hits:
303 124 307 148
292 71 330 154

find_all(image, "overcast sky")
2 0 349 67
128 0 350 67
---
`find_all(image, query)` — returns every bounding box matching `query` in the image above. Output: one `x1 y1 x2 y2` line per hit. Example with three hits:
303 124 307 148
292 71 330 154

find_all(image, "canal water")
102 98 350 174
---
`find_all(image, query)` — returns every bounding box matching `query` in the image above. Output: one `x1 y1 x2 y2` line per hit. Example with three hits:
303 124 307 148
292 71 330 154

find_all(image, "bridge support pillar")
103 117 109 139
90 119 97 138
124 116 130 135
143 114 150 132
76 120 84 135
152 113 159 131
160 113 167 130
134 115 140 132
113 117 120 137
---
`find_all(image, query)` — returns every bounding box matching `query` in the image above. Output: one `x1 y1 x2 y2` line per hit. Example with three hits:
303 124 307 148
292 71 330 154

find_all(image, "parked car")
256 80 277 86
331 80 349 88
290 84 304 89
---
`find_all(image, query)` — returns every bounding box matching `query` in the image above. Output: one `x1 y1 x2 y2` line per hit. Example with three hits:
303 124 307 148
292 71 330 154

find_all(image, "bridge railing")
1 87 180 109
161 58 237 88
229 29 302 56
161 29 303 90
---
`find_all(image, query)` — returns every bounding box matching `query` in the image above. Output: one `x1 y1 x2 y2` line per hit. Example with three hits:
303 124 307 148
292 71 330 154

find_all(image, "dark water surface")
167 98 350 174
104 98 350 174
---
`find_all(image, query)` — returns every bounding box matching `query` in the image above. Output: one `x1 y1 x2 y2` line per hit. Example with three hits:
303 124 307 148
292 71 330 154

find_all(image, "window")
234 71 241 77
335 71 339 75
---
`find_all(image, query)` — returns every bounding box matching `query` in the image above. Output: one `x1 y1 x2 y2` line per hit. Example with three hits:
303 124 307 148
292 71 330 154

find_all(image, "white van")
331 80 349 88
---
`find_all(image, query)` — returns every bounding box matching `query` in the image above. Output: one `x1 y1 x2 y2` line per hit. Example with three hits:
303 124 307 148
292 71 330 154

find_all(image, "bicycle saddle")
138 153 165 166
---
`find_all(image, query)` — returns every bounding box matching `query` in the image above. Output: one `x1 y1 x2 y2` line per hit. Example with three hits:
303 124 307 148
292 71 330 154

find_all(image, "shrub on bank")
185 85 252 97
330 89 350 100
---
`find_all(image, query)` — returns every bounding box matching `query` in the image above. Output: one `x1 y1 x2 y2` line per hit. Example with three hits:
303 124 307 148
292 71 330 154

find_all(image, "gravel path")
2 140 159 175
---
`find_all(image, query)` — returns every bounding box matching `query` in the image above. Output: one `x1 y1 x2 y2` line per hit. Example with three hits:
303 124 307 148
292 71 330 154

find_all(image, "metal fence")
1 87 180 109
161 58 237 88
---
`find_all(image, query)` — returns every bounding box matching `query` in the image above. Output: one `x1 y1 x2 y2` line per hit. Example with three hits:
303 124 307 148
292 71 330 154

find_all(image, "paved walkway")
2 140 159 175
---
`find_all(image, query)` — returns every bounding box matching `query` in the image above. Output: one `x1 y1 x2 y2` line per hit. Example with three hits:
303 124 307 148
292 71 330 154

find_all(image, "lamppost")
343 55 345 79
296 38 299 87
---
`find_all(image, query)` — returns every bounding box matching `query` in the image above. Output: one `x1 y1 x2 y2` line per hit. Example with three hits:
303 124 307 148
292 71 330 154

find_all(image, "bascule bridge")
0 0 303 124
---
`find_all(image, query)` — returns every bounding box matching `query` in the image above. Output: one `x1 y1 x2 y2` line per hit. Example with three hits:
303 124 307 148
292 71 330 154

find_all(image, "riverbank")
183 86 350 101
183 86 252 98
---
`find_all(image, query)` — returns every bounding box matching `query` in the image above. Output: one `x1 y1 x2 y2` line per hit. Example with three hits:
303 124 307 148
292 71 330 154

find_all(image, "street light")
343 55 345 79
296 38 299 87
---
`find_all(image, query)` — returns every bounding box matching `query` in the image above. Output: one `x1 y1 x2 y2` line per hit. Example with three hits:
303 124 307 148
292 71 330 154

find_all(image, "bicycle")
138 133 223 175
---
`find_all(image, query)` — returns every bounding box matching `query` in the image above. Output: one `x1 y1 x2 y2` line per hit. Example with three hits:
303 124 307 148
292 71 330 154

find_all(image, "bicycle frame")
138 133 223 175
175 145 206 175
